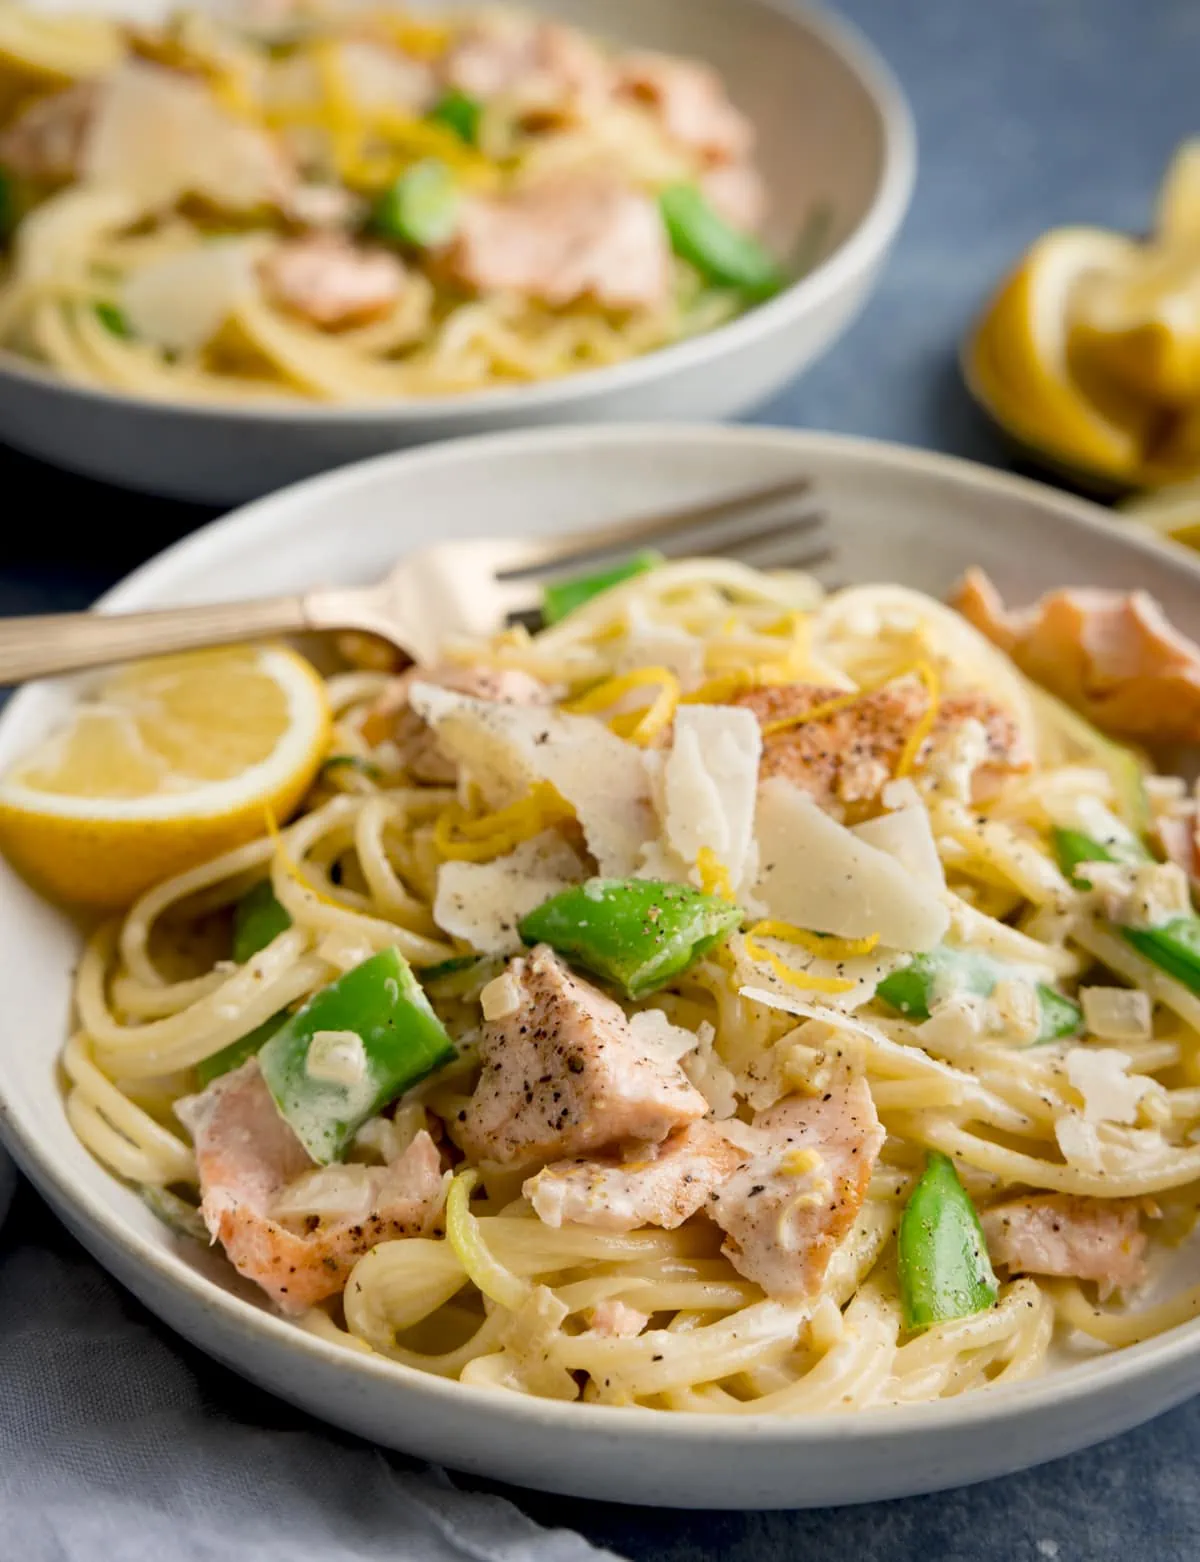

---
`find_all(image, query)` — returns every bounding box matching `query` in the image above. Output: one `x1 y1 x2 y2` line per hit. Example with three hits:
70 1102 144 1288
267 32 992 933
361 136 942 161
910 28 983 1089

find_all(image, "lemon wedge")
968 227 1152 480
0 645 330 909
1157 139 1200 247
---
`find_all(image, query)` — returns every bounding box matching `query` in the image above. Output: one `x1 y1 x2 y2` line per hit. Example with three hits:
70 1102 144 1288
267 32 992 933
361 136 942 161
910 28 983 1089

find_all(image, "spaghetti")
35 557 1200 1414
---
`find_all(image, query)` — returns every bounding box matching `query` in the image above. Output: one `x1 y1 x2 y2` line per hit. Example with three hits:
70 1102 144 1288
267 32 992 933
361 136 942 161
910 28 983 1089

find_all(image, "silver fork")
0 476 828 684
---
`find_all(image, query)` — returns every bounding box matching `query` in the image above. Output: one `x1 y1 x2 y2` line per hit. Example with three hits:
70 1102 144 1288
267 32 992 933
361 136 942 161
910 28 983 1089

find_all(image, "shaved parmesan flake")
122 238 265 353
754 778 949 951
853 802 945 888
1065 1047 1150 1125
433 831 585 954
661 705 760 892
629 1008 699 1064
411 682 653 876
84 63 286 211
739 983 841 1026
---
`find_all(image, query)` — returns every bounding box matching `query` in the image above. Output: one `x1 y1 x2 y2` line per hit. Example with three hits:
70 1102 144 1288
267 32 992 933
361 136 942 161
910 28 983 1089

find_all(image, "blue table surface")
4 0 1200 1555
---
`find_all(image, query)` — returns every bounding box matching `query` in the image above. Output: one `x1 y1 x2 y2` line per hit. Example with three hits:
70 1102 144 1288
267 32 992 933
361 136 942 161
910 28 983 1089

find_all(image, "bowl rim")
0 0 917 424
3 420 1200 1448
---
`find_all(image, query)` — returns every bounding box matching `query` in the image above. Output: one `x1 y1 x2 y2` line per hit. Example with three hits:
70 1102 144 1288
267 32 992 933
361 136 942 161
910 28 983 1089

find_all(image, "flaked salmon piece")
733 679 1030 810
260 235 409 330
588 1298 649 1337
699 161 766 233
980 1193 1147 1299
443 14 613 118
710 1077 885 1300
176 1061 444 1314
618 51 753 162
525 1120 743 1231
952 567 1200 744
367 664 548 783
447 174 672 311
455 945 707 1166
0 83 98 183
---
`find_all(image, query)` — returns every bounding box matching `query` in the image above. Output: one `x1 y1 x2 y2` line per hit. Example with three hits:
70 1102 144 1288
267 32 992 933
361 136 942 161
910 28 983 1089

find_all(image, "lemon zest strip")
742 928 856 995
433 783 572 863
565 667 680 747
696 846 735 902
893 659 941 778
761 688 865 736
750 919 880 960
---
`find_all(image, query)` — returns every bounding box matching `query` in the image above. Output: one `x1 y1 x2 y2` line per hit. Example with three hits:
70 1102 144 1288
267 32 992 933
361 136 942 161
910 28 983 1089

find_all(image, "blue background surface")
3 0 1200 1555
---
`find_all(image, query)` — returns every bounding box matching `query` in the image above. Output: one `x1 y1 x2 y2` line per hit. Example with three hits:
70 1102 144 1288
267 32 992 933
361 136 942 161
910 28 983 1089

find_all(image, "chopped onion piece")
305 1029 367 1087
1080 986 1153 1043
480 970 523 1021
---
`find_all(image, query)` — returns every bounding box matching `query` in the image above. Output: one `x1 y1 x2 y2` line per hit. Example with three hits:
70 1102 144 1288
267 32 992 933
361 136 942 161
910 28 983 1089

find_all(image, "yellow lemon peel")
696 846 735 902
742 928 855 995
565 667 680 747
893 660 941 778
433 783 572 863
750 920 880 960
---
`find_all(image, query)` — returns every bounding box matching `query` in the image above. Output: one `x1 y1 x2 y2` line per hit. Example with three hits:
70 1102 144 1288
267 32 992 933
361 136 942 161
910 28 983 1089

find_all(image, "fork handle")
0 594 310 684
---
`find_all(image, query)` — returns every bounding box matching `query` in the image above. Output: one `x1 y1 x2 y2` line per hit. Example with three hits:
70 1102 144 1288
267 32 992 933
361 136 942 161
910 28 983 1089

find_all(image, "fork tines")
498 475 830 583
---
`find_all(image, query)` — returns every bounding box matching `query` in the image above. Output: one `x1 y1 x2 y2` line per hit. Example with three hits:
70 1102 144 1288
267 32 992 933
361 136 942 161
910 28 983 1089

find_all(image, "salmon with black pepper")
525 1120 743 1230
980 1192 1146 1299
710 1076 885 1300
176 1060 445 1313
734 677 1030 810
454 945 707 1166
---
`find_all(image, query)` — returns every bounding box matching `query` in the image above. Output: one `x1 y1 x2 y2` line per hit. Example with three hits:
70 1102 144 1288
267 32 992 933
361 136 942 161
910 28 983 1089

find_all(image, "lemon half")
0 644 330 909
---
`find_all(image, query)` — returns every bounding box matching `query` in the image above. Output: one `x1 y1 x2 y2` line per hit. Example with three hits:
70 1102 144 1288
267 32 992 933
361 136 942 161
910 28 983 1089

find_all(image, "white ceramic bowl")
5 425 1200 1509
0 0 914 505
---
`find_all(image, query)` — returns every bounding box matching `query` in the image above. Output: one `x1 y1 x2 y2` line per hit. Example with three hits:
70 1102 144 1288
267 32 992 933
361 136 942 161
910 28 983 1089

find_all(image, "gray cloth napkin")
0 1183 624 1562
